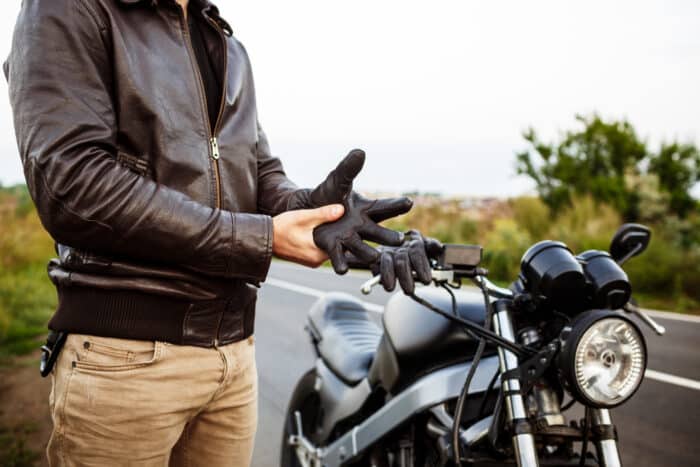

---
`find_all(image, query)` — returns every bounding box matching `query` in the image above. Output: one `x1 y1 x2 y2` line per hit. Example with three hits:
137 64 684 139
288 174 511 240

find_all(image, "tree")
516 114 699 220
649 142 699 218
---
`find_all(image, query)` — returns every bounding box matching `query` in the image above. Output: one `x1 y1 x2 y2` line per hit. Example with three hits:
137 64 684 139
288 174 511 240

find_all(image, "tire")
280 368 322 467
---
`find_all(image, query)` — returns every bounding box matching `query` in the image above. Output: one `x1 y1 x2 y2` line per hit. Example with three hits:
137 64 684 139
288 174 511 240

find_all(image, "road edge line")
643 309 700 324
645 369 700 391
265 277 384 313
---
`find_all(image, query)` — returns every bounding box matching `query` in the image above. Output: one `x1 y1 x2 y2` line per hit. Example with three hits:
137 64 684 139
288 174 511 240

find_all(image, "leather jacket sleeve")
255 122 301 216
6 0 272 282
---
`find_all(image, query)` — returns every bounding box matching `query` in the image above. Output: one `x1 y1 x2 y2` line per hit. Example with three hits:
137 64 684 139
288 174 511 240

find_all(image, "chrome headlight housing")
557 310 647 408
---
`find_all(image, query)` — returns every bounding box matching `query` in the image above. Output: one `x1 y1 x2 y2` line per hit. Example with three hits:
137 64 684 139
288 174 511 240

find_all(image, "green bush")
482 218 533 281
388 192 698 313
544 196 622 252
0 186 57 362
510 196 550 239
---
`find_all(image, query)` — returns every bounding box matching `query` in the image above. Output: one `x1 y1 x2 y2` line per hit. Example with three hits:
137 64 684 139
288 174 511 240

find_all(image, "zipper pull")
210 137 220 160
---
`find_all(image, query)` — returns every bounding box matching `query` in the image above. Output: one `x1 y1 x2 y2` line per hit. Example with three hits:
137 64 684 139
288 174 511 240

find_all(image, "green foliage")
0 423 40 467
649 142 700 218
511 113 698 311
516 113 699 220
0 185 56 363
509 196 550 239
544 196 621 252
482 218 532 280
516 114 647 219
390 192 698 313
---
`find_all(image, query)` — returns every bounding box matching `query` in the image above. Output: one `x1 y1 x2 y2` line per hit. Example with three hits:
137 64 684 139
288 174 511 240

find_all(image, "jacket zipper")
178 8 228 209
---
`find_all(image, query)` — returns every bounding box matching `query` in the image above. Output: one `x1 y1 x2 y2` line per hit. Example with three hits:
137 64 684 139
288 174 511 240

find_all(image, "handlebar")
360 268 514 300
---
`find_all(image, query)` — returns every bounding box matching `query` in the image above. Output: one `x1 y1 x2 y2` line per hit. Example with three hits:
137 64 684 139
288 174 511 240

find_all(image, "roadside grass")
0 422 40 467
1 186 56 366
384 195 700 314
0 264 55 366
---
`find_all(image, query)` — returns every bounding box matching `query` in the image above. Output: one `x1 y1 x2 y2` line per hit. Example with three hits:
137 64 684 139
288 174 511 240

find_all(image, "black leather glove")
347 230 444 294
288 149 413 274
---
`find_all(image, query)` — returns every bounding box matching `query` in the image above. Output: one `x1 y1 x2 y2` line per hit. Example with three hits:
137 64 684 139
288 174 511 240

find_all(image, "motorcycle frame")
309 356 500 466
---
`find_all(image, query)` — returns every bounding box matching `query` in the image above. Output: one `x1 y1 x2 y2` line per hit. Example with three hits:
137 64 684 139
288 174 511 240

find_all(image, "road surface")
252 262 700 467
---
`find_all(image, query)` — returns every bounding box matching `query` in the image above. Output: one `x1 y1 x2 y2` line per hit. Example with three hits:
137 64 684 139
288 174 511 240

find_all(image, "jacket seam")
31 159 116 236
229 211 237 277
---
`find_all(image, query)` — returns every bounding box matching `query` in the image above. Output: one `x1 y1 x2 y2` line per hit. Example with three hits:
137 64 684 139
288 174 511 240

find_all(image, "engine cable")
579 407 591 466
407 292 532 357
451 279 494 466
477 368 500 419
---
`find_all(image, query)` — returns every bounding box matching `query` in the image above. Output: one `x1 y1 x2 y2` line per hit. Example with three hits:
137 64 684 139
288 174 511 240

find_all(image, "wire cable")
407 292 531 357
440 282 480 341
451 280 494 466
579 407 591 467
561 397 576 412
477 368 500 419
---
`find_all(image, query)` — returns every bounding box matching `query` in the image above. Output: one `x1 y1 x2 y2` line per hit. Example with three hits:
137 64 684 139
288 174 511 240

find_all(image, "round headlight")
557 311 646 408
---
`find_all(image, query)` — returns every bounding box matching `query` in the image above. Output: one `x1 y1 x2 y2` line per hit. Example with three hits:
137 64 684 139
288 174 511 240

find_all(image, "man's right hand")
287 149 413 274
272 204 345 268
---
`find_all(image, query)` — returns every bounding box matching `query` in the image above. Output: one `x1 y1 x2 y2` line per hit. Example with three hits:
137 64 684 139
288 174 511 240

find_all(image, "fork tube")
590 409 621 467
492 300 539 467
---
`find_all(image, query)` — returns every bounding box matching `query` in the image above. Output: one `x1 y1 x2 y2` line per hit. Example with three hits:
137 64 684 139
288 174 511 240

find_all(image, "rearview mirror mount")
609 223 651 265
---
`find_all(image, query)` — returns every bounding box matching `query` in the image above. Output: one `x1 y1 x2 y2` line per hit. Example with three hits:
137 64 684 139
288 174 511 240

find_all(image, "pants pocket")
72 334 162 372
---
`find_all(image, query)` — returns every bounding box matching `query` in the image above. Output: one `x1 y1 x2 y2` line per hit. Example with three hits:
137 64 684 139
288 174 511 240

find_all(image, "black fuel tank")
368 286 491 392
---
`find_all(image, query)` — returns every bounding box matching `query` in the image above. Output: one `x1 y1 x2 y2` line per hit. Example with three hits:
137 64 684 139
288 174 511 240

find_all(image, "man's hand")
287 149 413 274
272 204 345 268
346 230 444 294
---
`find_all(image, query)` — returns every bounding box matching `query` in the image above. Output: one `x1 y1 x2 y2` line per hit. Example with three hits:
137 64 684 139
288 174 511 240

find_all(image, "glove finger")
366 197 413 223
345 235 380 264
328 243 349 275
343 251 367 270
359 222 404 246
410 243 433 284
310 150 365 205
394 248 415 295
379 252 396 291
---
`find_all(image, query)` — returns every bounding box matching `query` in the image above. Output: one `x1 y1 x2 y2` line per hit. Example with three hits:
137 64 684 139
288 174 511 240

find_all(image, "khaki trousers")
47 333 258 466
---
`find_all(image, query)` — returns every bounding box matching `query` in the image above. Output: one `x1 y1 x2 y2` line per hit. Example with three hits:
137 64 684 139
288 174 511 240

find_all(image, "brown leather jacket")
6 0 300 346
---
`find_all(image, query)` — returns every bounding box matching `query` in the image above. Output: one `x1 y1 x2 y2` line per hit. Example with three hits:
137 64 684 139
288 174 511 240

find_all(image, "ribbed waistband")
48 285 256 348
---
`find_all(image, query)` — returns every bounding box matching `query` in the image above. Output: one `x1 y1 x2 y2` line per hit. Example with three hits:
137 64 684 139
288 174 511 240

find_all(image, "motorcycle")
280 223 665 467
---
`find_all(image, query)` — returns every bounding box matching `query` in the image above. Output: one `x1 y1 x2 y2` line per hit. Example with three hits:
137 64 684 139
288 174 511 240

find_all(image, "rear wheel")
280 368 322 467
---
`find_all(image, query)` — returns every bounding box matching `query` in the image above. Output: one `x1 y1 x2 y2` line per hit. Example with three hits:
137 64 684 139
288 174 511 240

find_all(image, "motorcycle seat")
308 292 382 386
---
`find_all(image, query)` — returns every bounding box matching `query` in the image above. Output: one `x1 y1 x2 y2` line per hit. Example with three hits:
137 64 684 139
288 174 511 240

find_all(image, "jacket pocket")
116 151 153 178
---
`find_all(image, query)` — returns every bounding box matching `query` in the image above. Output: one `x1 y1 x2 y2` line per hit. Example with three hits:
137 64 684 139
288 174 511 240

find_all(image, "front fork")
492 301 623 467
590 409 622 467
493 301 539 467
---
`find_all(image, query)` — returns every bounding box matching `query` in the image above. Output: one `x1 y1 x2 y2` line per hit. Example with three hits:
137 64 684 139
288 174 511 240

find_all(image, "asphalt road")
252 262 700 467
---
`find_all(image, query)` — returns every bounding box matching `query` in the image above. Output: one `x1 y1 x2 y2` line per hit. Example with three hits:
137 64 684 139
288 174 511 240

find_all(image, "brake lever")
360 275 381 295
623 302 666 336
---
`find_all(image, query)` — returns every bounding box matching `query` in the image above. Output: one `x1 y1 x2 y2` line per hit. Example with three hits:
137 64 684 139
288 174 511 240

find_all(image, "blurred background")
0 0 698 465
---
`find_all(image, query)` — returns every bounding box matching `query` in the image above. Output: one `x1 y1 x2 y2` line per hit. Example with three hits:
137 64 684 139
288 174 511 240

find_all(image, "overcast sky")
0 0 698 197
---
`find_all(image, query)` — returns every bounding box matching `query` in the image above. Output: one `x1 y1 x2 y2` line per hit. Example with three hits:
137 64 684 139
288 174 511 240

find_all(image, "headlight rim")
557 309 647 409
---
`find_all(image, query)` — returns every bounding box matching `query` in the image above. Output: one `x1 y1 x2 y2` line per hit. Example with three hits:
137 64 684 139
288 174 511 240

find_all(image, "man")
6 0 436 465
